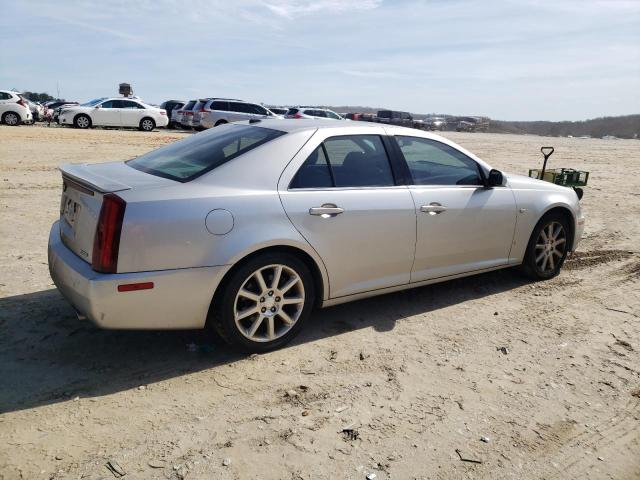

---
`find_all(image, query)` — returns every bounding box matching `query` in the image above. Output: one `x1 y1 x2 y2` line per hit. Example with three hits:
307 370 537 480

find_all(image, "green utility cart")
528 147 589 199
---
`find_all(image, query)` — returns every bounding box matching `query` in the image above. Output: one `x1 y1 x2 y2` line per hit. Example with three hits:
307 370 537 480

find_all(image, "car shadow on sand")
0 269 529 413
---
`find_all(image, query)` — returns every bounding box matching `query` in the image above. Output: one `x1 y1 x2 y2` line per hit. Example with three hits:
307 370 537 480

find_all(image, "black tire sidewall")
140 118 155 131
74 114 90 129
212 253 315 352
3 112 20 126
524 213 570 280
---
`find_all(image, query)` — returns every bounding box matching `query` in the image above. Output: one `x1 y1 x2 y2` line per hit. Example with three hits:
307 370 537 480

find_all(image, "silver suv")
193 98 280 130
285 107 344 120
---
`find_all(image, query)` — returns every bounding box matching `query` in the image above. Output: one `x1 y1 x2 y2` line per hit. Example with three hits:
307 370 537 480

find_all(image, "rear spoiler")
60 163 131 193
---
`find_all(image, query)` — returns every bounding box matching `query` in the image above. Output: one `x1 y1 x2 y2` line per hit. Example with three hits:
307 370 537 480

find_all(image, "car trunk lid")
58 161 175 266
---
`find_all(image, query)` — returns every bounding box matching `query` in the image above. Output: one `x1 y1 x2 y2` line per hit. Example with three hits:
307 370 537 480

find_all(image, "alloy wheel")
534 221 567 272
5 113 18 126
142 119 154 131
76 116 89 128
233 264 305 343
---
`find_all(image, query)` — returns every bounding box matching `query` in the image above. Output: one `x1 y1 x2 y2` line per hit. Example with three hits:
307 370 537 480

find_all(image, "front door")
279 131 416 299
93 100 121 126
392 135 517 282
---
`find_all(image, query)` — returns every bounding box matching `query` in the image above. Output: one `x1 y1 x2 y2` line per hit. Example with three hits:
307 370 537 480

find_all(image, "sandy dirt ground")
0 125 639 480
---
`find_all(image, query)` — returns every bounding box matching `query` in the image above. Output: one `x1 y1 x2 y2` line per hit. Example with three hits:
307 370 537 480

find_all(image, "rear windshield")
183 100 196 111
127 124 286 182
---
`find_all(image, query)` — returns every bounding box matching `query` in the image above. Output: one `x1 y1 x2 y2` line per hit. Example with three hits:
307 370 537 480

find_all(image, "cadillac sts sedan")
48 120 584 351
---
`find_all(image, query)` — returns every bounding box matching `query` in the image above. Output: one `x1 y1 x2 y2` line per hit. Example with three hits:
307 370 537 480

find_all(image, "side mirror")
487 169 503 187
94 105 101 109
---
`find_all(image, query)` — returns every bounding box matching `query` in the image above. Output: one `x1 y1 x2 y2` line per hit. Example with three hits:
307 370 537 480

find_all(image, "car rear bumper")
48 221 229 329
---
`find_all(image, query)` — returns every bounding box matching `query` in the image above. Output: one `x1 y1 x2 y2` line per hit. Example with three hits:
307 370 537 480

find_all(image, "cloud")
263 0 382 19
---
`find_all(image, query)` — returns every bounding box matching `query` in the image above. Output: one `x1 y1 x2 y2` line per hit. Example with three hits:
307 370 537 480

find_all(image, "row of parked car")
161 98 346 131
2 88 490 133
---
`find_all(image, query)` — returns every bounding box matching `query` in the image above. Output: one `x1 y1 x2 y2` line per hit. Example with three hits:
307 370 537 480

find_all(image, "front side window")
229 102 252 114
395 136 483 186
100 100 115 108
290 135 394 188
81 98 106 107
127 124 285 182
325 110 341 119
250 104 269 115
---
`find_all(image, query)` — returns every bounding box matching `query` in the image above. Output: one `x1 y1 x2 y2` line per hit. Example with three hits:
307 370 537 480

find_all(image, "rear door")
120 100 146 127
279 128 416 298
392 135 517 282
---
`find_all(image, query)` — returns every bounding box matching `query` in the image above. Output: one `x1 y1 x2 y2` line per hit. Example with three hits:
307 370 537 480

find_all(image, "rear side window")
210 101 228 111
290 135 394 188
395 136 483 186
128 125 285 182
121 100 145 109
290 146 333 189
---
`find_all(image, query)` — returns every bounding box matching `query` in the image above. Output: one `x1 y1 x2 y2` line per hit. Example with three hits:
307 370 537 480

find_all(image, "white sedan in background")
59 97 168 131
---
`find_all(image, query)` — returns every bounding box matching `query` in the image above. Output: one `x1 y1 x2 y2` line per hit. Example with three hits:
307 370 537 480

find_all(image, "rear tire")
2 112 21 126
139 117 155 132
520 212 570 280
208 252 315 352
74 114 91 129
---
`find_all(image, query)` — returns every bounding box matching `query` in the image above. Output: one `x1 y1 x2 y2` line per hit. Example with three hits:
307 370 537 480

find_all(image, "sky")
0 0 639 121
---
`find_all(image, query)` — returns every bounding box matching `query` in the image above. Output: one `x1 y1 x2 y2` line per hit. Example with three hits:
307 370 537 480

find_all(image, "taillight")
92 194 126 273
160 110 167 115
17 99 26 107
293 113 302 119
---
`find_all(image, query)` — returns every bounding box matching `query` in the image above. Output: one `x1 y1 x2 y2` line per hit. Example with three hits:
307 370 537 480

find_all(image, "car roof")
232 118 433 135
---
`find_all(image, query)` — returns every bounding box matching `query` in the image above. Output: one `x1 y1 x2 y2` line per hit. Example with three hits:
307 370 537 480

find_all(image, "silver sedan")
48 120 585 351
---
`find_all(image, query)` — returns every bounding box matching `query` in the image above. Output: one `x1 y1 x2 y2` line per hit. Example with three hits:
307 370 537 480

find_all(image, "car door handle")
309 204 344 217
420 203 447 215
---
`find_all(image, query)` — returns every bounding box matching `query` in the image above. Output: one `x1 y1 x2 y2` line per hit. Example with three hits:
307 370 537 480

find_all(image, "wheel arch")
538 204 576 251
74 112 92 127
2 111 20 124
213 243 328 311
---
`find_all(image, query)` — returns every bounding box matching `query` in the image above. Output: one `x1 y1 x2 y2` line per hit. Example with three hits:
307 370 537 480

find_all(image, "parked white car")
58 97 168 131
0 90 33 126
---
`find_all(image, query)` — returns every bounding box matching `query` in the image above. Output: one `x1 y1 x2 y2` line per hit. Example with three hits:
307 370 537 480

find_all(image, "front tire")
2 112 21 126
521 212 570 280
139 117 155 132
208 252 315 352
74 114 91 129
